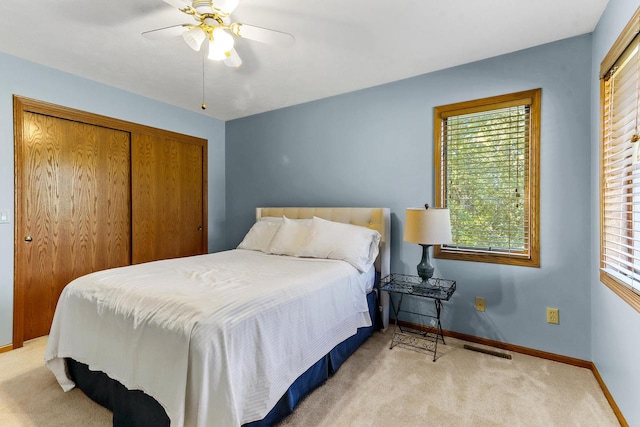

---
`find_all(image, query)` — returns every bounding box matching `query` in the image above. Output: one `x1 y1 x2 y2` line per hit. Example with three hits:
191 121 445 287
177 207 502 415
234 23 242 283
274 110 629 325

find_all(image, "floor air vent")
463 344 512 359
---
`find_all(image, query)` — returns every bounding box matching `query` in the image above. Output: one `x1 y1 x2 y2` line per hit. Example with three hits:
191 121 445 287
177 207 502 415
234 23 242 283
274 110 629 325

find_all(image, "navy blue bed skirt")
67 289 381 427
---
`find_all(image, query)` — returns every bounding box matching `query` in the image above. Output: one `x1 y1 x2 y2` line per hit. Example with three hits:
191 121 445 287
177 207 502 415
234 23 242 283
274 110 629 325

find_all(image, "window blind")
601 34 640 296
440 104 530 257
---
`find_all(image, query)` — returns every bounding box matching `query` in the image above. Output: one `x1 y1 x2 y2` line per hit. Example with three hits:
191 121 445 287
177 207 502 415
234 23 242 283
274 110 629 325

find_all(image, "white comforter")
45 249 372 426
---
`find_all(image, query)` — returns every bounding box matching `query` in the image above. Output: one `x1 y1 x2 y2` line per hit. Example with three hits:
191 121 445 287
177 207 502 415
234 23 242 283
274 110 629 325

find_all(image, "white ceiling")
0 0 608 121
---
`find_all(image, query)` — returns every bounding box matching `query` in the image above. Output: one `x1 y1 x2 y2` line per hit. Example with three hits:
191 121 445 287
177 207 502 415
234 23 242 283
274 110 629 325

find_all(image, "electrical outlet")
475 297 486 312
547 307 559 324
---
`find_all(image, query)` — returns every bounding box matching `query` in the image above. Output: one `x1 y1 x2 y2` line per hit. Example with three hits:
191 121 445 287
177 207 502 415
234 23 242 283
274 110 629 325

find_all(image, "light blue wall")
0 53 226 348
226 35 593 359
591 0 640 425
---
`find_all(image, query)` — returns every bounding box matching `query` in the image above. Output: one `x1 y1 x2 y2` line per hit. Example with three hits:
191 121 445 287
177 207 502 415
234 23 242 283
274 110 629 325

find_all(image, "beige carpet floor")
0 330 619 426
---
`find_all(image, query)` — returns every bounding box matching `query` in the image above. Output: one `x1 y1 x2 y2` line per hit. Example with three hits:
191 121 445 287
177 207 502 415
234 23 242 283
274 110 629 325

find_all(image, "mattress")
45 249 373 426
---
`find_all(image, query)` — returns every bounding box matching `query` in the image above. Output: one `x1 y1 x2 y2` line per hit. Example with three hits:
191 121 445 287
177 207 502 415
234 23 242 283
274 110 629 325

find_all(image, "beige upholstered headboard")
256 207 390 276
256 207 391 328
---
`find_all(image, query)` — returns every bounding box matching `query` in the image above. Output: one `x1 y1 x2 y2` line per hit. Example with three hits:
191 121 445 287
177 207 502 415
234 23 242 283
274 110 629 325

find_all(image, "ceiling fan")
143 0 295 68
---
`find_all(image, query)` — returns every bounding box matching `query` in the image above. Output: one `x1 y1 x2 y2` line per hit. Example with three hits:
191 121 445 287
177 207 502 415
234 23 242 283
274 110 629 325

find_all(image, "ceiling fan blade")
162 0 191 9
223 48 243 68
230 23 295 48
213 0 239 15
142 24 190 40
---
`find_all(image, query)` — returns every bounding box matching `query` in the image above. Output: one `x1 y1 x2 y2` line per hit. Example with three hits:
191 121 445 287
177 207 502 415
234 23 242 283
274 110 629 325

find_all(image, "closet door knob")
197 226 203 231
24 235 33 242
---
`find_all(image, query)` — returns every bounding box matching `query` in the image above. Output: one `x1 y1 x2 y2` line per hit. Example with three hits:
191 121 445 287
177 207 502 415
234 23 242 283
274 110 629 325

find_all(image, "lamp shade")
403 208 452 245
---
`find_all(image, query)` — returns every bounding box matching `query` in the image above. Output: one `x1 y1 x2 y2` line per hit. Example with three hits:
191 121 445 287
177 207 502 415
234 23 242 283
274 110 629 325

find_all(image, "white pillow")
266 216 313 256
298 216 381 272
237 220 282 252
259 216 284 223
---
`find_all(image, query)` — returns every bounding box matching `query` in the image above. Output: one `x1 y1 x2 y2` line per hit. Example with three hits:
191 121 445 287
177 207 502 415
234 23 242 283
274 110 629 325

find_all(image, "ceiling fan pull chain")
201 52 207 110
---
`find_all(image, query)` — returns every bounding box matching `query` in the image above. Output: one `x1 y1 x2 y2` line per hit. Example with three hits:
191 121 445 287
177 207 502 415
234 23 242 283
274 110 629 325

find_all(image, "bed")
45 207 390 426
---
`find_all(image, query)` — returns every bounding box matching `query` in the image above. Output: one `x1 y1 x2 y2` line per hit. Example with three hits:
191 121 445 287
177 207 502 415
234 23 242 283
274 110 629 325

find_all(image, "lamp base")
417 244 434 284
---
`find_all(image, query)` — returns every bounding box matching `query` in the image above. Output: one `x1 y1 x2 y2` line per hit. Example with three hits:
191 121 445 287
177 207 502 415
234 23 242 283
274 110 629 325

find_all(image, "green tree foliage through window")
446 106 528 251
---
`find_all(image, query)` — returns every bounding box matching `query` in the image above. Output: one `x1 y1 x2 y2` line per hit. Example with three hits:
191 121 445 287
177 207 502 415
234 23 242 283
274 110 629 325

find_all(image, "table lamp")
403 204 452 284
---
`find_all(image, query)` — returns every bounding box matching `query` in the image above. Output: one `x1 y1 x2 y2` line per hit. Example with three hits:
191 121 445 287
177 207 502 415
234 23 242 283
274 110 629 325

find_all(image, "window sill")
600 270 640 313
435 247 540 267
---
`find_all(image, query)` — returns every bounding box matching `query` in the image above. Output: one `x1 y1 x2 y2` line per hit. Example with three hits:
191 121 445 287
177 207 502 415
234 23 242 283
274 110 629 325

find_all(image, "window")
434 89 541 267
599 6 640 313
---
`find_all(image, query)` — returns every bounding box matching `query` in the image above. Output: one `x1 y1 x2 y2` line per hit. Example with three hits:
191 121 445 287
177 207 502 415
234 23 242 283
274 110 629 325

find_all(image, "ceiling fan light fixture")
146 0 294 75
208 39 227 60
223 48 242 68
212 28 234 52
183 26 206 51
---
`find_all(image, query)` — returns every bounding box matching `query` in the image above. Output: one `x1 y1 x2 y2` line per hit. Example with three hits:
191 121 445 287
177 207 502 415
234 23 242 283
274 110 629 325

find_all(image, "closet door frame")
12 95 208 348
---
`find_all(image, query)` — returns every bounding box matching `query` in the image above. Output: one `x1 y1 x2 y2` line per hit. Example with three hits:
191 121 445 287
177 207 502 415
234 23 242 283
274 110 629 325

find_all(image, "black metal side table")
380 274 456 361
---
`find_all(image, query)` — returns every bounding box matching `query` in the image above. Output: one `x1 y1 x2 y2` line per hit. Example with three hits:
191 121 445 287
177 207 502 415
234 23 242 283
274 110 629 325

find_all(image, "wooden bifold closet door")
131 134 206 264
16 112 131 342
13 96 208 348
